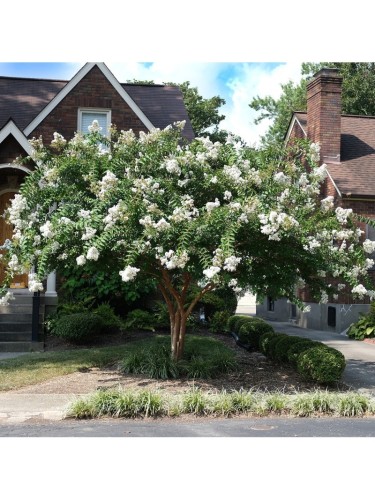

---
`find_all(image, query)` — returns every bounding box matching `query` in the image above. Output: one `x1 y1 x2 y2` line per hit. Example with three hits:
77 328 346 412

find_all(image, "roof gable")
0 120 33 155
24 63 154 136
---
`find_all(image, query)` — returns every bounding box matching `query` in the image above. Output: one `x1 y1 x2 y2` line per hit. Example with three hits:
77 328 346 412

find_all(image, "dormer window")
78 108 111 137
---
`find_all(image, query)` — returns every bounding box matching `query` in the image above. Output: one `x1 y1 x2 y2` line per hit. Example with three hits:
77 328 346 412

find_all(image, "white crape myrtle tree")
1 121 375 361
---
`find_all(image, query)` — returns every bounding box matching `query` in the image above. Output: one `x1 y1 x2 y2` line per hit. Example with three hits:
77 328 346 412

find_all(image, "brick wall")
30 66 149 142
307 68 343 164
0 135 28 164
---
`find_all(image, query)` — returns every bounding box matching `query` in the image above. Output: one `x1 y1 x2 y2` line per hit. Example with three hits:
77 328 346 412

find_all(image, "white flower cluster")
76 255 86 266
310 142 321 162
7 194 28 239
363 239 375 254
81 227 97 241
103 201 128 230
131 177 162 195
163 158 181 176
223 165 244 185
228 278 243 294
40 221 54 239
311 164 327 182
169 196 199 223
335 207 353 224
259 211 299 241
351 284 368 299
303 237 321 252
274 172 290 184
203 266 221 279
28 273 44 293
119 265 140 282
98 171 118 200
139 215 171 232
117 129 136 146
206 198 220 213
88 120 102 133
223 256 241 272
0 291 15 306
86 247 99 261
51 132 67 149
320 196 335 212
78 209 91 218
159 250 189 270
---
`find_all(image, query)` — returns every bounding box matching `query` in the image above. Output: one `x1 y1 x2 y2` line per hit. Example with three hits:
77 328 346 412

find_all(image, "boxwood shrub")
287 339 318 367
227 315 253 334
53 312 104 344
238 319 275 349
259 331 278 357
266 333 290 361
273 335 307 364
296 345 346 384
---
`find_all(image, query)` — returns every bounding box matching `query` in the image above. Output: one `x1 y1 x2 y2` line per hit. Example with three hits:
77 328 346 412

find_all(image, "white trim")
325 167 342 197
77 108 112 137
0 163 32 174
24 62 155 136
0 120 33 155
285 115 307 142
98 63 154 131
0 188 18 197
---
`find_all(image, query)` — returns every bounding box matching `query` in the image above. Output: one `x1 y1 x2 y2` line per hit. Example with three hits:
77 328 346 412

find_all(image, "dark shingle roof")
292 112 375 197
0 74 194 140
0 76 66 130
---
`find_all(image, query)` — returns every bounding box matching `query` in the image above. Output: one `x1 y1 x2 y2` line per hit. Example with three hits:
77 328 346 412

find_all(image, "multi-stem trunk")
158 269 214 362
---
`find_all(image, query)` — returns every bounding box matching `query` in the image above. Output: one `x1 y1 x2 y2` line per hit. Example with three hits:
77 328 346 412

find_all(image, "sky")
0 61 303 145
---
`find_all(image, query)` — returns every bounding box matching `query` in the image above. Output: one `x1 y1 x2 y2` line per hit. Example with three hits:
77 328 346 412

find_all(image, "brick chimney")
307 68 343 164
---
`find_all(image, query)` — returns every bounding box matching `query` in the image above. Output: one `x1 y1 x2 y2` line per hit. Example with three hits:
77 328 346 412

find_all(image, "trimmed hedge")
238 319 275 349
297 345 346 384
226 314 346 384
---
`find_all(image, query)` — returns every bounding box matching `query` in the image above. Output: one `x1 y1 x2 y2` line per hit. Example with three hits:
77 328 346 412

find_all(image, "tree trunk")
170 308 187 362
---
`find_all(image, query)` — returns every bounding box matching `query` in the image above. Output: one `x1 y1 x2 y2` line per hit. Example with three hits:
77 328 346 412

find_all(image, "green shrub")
347 313 375 340
266 333 289 361
93 303 122 333
238 318 275 349
152 301 170 330
259 331 278 356
227 315 254 334
209 310 231 334
197 286 238 319
296 345 346 384
287 339 317 367
273 335 305 364
53 312 104 343
123 309 156 332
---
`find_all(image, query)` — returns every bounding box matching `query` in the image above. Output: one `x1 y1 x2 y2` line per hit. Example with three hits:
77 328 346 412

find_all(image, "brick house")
256 68 375 333
0 62 194 350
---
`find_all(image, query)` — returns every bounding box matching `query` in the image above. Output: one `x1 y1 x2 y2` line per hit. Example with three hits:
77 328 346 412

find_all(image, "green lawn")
0 335 234 391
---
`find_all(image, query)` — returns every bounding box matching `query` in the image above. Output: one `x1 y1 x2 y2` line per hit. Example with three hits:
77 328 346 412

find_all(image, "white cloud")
220 62 303 145
108 61 304 145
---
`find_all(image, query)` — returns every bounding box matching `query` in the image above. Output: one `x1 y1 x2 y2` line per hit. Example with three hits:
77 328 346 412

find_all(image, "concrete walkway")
1 322 375 423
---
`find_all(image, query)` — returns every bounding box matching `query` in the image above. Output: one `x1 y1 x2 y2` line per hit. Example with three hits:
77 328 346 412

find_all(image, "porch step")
0 342 44 353
0 292 45 351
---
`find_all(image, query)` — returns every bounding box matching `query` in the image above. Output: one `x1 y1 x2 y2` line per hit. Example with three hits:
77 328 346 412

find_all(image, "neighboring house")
257 68 375 333
0 62 194 350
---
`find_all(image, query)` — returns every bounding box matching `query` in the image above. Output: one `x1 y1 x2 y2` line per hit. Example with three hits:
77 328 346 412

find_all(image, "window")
267 296 275 312
77 109 111 137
